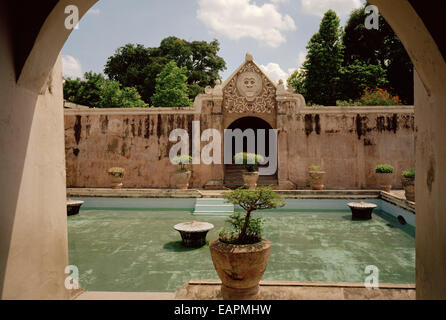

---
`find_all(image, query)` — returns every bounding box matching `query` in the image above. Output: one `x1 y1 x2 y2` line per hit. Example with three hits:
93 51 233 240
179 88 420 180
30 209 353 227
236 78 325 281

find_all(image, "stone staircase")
224 164 278 189
192 198 234 216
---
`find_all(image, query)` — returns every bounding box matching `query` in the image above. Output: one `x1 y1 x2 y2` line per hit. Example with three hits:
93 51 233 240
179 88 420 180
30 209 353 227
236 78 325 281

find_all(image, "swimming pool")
67 198 415 292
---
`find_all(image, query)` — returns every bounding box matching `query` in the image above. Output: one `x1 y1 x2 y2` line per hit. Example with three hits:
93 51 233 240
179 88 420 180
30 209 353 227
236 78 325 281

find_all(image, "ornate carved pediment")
223 58 276 114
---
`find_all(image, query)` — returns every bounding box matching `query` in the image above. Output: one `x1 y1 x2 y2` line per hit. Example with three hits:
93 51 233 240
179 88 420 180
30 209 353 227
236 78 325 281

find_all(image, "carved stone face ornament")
237 71 262 101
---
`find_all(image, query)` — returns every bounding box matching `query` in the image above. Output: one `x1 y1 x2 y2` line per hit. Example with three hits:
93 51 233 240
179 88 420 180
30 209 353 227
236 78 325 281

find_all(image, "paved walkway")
75 280 415 300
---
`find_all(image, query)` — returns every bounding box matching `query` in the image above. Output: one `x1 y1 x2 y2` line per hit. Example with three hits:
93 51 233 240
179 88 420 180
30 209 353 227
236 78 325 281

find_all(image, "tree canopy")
63 71 147 108
151 61 192 107
288 4 413 105
104 37 227 104
343 2 413 104
302 10 345 106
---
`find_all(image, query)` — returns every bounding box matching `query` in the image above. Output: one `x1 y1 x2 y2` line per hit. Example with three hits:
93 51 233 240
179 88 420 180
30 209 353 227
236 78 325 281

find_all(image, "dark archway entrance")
224 117 278 188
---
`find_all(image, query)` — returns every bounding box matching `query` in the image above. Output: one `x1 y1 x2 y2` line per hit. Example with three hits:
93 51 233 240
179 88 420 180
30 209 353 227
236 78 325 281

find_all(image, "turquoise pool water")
67 198 415 292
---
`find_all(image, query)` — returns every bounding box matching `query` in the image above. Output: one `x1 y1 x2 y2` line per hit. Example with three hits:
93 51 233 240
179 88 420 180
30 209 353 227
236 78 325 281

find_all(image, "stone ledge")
175 280 415 300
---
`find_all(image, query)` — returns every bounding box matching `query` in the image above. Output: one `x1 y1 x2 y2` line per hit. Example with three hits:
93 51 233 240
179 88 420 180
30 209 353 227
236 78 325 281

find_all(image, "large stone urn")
309 171 325 190
242 172 259 190
209 238 271 300
108 167 125 189
376 173 393 192
402 177 415 202
174 170 192 190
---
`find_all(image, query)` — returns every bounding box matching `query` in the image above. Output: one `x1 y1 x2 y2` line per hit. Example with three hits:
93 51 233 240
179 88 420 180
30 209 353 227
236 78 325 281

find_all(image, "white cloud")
297 51 306 67
301 0 362 17
62 55 83 79
197 0 296 48
260 62 296 83
87 8 100 15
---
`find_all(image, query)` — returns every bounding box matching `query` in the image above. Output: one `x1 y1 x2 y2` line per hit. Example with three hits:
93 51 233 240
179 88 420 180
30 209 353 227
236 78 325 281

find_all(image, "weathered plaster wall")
0 5 69 299
282 107 415 189
65 103 414 189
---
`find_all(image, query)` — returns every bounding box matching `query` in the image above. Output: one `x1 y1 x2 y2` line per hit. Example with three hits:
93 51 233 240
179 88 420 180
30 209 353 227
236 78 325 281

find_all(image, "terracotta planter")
209 238 271 300
376 173 393 192
402 177 415 202
110 175 124 189
174 170 192 189
242 172 259 190
309 171 325 190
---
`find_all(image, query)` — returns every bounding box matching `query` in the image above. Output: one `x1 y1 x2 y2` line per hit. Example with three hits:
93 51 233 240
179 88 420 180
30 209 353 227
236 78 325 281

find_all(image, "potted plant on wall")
308 165 326 190
172 155 193 190
402 168 415 202
209 187 285 300
375 164 394 192
108 167 125 189
234 152 265 190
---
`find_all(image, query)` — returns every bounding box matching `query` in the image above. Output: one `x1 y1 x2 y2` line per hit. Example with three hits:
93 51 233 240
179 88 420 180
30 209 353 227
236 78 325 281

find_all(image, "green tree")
339 60 388 101
64 71 103 107
343 2 413 104
104 37 226 104
63 71 147 108
151 61 192 107
287 69 307 97
303 10 344 106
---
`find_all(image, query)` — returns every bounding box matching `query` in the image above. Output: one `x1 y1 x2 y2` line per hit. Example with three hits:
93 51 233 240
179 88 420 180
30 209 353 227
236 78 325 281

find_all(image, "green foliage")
302 10 344 106
64 71 104 107
308 165 321 172
337 87 402 106
172 155 193 172
375 164 394 174
104 37 226 104
63 71 147 108
219 214 265 245
151 61 192 107
108 167 125 177
402 168 415 180
359 88 402 106
343 2 413 104
287 69 306 96
220 187 285 245
339 60 388 101
233 152 265 173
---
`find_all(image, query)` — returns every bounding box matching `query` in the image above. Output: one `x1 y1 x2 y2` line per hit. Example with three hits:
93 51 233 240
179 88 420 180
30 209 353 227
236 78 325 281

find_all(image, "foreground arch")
0 0 445 299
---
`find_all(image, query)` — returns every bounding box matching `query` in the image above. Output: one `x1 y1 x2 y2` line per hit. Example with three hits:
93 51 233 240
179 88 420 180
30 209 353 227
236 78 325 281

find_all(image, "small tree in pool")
220 187 285 244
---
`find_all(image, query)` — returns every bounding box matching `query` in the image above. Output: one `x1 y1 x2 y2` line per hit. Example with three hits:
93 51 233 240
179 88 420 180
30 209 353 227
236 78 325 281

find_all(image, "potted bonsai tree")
234 152 265 190
108 167 125 189
375 164 394 192
308 165 325 190
402 168 415 202
209 187 285 300
172 155 193 189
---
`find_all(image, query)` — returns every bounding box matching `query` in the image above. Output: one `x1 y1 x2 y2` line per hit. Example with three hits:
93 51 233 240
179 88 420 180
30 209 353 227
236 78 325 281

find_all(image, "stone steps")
192 198 234 216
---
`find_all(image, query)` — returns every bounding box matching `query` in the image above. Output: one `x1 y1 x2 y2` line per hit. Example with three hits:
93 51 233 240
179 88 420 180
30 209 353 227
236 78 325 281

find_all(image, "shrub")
233 153 265 173
308 165 321 171
220 188 285 245
172 155 193 172
402 168 415 180
359 88 402 106
375 164 394 174
108 167 125 177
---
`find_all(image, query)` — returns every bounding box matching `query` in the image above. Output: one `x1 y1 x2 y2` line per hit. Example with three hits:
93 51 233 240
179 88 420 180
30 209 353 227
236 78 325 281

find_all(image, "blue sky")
62 0 365 84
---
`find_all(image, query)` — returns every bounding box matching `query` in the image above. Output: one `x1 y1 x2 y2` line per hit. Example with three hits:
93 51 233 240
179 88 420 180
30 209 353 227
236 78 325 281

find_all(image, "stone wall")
65 101 415 190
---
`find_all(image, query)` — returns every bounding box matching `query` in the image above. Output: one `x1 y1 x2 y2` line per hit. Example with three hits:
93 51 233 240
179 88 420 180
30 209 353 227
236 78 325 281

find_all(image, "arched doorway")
224 117 278 188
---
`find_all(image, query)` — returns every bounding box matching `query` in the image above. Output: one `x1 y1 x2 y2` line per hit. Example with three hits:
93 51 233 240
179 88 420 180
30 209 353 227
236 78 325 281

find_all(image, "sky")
62 0 365 84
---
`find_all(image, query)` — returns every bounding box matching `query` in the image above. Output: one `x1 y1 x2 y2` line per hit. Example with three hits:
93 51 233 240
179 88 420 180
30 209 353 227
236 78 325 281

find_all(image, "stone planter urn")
174 170 192 190
402 177 415 202
376 173 393 192
242 172 259 190
209 238 271 300
108 167 125 189
309 171 326 190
